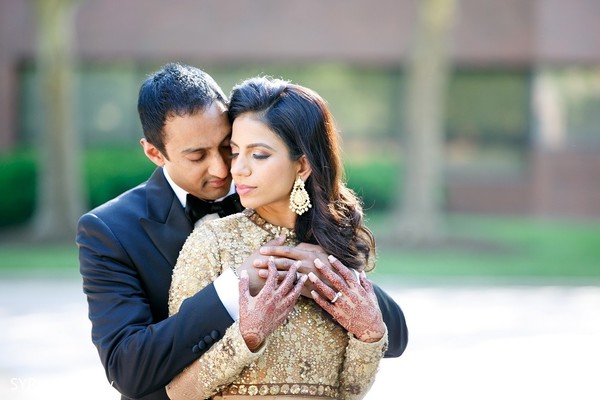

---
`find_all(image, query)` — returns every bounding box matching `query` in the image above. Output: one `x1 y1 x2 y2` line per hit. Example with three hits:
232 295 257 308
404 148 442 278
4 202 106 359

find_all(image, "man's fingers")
257 269 289 280
259 244 310 260
295 242 322 252
254 257 295 270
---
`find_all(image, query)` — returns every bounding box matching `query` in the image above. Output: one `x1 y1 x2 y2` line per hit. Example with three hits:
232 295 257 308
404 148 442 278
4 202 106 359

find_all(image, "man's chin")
198 188 231 201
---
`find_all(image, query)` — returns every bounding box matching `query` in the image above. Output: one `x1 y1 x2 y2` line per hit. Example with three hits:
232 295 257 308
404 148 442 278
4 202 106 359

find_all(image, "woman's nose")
231 156 250 177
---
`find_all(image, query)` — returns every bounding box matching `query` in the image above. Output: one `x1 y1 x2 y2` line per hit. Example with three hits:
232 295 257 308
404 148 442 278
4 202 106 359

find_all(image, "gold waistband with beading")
220 382 338 398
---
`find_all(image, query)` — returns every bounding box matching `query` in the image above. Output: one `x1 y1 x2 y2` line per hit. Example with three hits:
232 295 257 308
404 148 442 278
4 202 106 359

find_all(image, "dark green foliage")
0 148 155 228
0 150 37 227
84 148 155 209
345 160 401 211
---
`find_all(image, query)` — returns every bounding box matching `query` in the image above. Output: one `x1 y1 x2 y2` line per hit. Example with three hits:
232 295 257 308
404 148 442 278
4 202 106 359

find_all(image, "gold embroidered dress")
168 209 387 399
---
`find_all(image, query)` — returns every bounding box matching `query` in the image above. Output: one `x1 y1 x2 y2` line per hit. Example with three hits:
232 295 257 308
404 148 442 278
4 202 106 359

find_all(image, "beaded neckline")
243 209 296 240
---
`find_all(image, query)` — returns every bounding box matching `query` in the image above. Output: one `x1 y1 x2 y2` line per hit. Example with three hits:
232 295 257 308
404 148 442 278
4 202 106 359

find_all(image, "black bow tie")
185 193 243 223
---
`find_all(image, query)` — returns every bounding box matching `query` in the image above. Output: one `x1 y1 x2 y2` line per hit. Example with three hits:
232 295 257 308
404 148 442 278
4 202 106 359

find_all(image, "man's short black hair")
137 63 227 156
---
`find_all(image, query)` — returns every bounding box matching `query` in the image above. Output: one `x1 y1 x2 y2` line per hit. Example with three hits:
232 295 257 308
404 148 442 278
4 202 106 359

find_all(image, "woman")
167 76 387 400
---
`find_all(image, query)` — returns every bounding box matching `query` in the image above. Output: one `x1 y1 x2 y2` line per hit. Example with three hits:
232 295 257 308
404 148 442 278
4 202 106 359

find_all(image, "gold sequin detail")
168 209 387 399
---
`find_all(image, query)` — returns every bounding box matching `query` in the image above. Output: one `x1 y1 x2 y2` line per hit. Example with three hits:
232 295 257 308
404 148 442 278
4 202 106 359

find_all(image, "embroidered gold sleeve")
168 222 222 316
338 328 388 400
167 221 264 400
166 322 265 400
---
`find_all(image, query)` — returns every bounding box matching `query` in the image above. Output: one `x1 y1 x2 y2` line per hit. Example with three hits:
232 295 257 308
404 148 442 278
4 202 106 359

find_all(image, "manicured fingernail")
308 272 317 282
300 275 308 283
328 255 337 263
314 259 324 269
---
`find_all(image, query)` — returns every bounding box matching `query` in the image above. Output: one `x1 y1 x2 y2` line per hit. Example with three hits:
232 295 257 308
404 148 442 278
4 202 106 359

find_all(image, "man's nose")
208 152 229 178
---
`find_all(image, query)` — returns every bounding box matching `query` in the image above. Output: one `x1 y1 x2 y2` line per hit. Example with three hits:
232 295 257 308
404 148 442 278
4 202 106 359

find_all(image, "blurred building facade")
1 0 599 218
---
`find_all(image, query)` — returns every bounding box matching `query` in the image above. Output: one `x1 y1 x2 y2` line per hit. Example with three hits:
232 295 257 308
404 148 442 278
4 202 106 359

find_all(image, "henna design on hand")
239 259 306 351
309 256 386 343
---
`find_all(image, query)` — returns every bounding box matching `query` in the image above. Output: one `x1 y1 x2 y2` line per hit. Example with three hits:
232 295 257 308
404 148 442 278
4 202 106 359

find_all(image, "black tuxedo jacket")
77 168 407 400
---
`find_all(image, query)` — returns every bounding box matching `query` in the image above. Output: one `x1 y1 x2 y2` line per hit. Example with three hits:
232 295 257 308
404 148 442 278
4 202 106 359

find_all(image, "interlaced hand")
256 241 332 298
238 235 286 296
309 256 386 343
239 258 306 351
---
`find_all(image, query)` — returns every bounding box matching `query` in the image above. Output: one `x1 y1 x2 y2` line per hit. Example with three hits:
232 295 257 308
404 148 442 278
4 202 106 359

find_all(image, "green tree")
393 0 456 243
31 0 84 241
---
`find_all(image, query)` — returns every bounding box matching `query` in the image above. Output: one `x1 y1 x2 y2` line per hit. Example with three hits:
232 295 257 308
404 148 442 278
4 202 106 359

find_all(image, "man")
77 63 408 400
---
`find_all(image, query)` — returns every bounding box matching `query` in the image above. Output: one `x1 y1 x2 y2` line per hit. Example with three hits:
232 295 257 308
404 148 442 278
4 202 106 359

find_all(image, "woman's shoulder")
208 211 250 229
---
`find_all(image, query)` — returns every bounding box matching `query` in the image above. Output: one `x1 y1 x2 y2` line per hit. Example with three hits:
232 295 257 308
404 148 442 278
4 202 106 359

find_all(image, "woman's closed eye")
228 146 271 160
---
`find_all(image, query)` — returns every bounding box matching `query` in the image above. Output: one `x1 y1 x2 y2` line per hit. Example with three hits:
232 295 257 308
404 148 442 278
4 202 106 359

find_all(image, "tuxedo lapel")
139 169 193 267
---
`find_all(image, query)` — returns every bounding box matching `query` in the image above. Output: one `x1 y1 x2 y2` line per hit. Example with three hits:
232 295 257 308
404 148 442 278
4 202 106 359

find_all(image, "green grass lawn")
1 213 599 283
0 243 79 278
368 213 600 284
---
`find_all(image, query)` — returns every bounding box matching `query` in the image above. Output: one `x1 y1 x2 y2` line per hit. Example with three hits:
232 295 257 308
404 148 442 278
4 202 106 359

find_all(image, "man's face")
143 102 233 201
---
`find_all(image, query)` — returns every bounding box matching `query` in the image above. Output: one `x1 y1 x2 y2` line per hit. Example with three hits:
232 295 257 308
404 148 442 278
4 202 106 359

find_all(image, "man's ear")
297 155 312 181
140 138 166 167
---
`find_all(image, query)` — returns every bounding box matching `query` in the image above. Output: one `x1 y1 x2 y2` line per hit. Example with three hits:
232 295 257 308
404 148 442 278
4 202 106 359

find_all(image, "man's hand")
237 235 286 296
255 242 333 298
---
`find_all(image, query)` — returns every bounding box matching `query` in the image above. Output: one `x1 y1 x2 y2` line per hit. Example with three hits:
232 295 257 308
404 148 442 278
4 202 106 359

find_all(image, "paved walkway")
1 277 599 399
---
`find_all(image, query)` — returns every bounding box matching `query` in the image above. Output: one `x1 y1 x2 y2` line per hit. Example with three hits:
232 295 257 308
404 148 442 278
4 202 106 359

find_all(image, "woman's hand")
239 258 306 351
309 256 386 343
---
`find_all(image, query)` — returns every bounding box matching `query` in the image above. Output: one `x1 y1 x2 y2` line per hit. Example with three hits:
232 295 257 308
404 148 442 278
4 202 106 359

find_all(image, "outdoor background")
0 1 599 399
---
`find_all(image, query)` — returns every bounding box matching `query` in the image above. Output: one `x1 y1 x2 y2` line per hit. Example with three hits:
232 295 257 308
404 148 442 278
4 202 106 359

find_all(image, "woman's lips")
235 184 255 195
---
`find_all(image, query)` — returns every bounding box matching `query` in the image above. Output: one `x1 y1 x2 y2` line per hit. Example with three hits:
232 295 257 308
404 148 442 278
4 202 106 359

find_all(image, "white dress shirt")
162 167 240 320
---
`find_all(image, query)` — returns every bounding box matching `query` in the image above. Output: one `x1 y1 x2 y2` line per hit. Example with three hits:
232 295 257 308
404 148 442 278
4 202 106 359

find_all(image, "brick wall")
531 149 600 218
446 148 600 218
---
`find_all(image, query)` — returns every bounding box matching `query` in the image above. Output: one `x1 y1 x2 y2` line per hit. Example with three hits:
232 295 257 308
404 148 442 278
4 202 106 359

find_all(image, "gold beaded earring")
289 176 311 215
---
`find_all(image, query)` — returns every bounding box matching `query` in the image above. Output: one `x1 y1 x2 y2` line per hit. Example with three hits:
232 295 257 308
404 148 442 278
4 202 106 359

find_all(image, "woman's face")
230 113 303 227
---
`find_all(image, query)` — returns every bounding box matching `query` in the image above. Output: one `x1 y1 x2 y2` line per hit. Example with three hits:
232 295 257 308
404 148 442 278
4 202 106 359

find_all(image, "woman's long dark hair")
229 76 376 271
